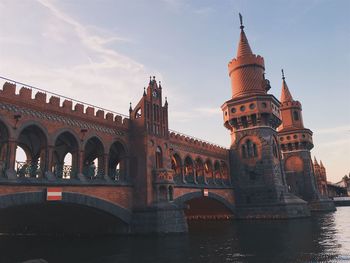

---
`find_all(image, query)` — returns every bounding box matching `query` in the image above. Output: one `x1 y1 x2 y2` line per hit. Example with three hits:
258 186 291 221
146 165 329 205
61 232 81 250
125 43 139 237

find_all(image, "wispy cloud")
0 0 157 115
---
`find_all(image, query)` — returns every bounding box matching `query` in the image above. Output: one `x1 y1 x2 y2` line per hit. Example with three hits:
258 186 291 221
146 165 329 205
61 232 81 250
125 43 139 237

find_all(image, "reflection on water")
1 207 350 263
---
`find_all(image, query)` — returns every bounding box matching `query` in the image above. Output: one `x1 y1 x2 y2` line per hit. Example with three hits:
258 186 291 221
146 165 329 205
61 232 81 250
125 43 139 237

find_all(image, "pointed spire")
159 80 162 89
314 157 319 166
236 13 253 58
165 96 168 107
129 102 132 113
280 69 294 103
143 87 146 96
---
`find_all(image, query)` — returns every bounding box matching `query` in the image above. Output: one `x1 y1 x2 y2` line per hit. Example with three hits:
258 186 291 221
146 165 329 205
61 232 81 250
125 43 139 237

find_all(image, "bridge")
0 77 234 234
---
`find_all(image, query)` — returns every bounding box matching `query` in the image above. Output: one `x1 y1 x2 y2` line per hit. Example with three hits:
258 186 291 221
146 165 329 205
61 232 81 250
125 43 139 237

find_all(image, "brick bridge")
0 78 234 234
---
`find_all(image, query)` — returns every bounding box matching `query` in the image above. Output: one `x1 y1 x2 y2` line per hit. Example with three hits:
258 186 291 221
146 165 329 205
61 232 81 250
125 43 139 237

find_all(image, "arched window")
242 139 258 158
155 146 163 168
293 111 299 121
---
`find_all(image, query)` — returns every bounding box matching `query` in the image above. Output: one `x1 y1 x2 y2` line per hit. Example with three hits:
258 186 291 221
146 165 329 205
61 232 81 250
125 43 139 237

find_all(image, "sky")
0 0 349 182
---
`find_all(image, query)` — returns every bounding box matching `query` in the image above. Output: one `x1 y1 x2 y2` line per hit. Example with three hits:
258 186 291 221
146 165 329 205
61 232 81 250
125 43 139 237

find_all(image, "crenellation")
2 82 16 97
85 106 94 116
34 91 47 104
106 112 113 121
74 103 84 114
49 96 60 107
114 115 122 124
19 87 32 100
96 109 104 119
62 100 73 112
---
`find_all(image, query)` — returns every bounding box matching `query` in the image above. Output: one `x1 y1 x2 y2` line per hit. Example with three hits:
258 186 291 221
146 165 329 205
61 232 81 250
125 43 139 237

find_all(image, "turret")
278 70 313 152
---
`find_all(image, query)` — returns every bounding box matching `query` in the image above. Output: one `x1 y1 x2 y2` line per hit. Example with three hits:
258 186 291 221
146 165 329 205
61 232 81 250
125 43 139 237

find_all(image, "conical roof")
236 29 253 58
280 70 294 103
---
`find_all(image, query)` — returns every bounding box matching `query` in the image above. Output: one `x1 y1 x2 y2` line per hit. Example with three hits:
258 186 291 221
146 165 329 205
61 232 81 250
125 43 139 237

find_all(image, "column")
6 139 17 179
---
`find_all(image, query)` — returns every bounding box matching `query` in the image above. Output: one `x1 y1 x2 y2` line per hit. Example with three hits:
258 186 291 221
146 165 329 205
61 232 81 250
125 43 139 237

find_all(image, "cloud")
316 125 350 135
0 0 157 115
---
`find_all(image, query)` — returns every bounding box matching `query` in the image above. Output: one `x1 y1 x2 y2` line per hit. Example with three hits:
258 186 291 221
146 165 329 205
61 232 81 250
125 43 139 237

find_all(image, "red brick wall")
0 185 133 209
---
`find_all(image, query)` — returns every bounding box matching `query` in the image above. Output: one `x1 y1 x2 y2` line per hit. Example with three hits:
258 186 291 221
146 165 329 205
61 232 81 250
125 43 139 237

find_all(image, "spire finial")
239 13 244 30
282 69 285 80
143 87 146 96
129 102 132 112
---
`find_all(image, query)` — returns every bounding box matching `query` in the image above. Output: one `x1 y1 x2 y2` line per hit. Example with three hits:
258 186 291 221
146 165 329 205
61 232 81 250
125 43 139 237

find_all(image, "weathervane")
281 69 285 80
239 13 244 30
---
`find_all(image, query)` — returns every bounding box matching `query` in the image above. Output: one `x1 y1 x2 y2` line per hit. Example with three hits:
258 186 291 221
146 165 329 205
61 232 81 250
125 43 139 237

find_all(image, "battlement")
0 81 130 128
169 130 228 155
228 54 265 75
280 100 302 109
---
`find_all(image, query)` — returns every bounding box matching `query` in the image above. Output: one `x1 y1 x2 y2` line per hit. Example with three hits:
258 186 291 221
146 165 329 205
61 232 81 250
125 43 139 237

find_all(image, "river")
1 207 350 263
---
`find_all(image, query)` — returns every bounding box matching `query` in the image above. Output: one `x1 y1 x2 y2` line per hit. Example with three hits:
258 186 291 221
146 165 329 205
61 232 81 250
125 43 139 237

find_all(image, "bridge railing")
16 161 43 178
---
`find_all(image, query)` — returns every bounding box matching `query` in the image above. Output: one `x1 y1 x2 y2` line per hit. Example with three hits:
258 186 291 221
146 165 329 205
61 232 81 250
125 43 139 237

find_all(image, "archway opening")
171 153 182 183
204 160 214 185
83 137 104 179
184 197 234 220
109 141 127 181
195 158 205 184
214 161 222 185
53 131 79 179
17 125 47 178
0 202 129 235
184 156 194 183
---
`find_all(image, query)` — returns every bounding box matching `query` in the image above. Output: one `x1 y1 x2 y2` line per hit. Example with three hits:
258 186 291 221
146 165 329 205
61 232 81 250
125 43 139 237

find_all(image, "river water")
2 207 350 263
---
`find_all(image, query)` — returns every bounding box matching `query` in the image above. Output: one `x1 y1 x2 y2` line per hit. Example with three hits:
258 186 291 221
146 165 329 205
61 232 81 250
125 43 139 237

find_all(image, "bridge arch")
0 191 132 225
174 191 236 218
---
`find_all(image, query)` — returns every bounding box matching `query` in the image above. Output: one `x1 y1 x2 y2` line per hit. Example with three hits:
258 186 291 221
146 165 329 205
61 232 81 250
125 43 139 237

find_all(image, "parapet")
169 130 228 156
228 54 265 76
0 82 130 129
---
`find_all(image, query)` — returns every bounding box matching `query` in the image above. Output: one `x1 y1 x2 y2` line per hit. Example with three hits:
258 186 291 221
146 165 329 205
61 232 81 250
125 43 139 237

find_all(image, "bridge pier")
131 203 188 234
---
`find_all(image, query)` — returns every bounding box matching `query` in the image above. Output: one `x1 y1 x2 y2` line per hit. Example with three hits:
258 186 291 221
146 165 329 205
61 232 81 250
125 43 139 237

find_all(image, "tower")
278 72 335 211
129 77 187 233
221 15 310 219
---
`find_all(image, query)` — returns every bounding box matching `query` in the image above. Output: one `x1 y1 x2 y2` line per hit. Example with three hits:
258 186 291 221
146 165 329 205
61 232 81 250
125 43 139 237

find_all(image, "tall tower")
221 15 310 219
278 72 335 211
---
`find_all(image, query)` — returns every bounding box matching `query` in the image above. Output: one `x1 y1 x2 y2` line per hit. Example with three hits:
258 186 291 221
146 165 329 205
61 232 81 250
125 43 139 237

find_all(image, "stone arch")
214 160 221 184
50 128 81 148
108 140 128 181
83 136 105 179
16 123 48 178
171 152 182 183
204 159 214 184
184 155 195 183
0 191 132 224
174 191 236 216
53 131 80 179
195 157 205 184
221 161 230 184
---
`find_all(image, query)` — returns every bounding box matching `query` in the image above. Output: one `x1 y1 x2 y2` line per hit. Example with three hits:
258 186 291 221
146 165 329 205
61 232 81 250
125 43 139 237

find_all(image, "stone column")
6 139 17 180
103 153 111 181
77 150 86 182
45 145 56 181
